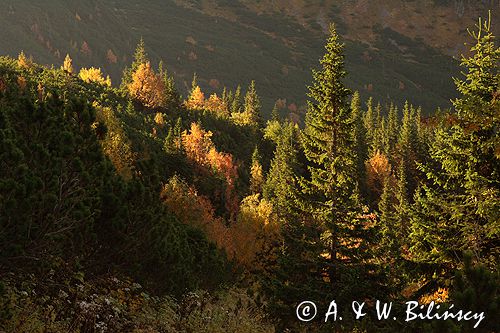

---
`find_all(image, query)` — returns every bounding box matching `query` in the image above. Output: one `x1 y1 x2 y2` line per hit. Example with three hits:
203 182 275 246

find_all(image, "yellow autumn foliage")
128 62 165 108
250 161 264 194
79 67 111 86
419 287 449 305
61 54 74 74
365 150 392 197
154 112 166 127
184 85 205 110
232 194 280 268
94 103 136 180
17 51 32 69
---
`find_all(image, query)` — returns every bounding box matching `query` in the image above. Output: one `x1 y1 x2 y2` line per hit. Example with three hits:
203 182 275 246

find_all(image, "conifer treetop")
307 23 350 114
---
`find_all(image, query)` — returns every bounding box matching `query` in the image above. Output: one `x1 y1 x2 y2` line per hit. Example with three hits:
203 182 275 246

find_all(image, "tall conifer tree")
364 97 375 143
243 80 262 127
250 146 264 194
351 91 368 199
231 85 242 114
121 38 148 89
387 103 399 155
262 121 324 326
299 23 379 304
378 176 399 256
410 14 500 270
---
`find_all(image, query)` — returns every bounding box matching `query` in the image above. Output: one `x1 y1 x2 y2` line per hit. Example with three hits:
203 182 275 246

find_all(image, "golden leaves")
79 67 111 86
419 287 449 305
61 54 73 74
128 62 165 108
182 122 239 219
17 51 32 69
365 150 392 196
184 86 229 115
184 86 205 110
17 76 27 93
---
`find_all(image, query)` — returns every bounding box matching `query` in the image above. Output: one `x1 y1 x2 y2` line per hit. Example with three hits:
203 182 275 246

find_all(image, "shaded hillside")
0 0 497 114
0 0 488 114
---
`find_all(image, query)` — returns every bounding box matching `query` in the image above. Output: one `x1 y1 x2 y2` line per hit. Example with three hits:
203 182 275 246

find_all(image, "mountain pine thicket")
0 13 498 333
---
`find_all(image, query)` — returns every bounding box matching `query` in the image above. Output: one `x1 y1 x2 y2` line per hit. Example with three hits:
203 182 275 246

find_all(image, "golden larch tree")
154 112 166 128
184 85 205 110
128 62 165 108
182 122 240 219
365 150 392 198
182 122 213 165
17 51 31 69
206 93 227 115
61 54 74 74
79 67 111 86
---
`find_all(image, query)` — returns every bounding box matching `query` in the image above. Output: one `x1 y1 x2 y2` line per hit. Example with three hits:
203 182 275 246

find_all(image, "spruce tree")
415 106 422 141
221 87 231 118
395 160 410 236
263 122 299 217
190 72 198 95
364 97 375 143
270 102 280 122
409 14 500 270
262 121 325 327
134 37 148 65
351 91 368 199
450 253 499 333
299 23 379 305
173 117 183 150
397 101 418 198
231 85 242 114
375 102 382 134
249 146 264 194
125 99 135 114
378 176 399 256
158 60 179 108
243 80 262 127
371 116 389 155
164 127 175 152
121 38 148 89
387 102 399 155
227 89 233 106
399 101 412 155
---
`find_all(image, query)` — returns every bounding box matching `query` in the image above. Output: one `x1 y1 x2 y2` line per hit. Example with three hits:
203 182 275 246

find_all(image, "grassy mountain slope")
0 0 497 115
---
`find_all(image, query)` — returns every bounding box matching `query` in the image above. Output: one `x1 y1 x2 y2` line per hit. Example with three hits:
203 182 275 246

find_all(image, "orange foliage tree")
182 122 239 219
232 194 280 268
365 150 392 199
161 176 279 270
205 93 228 115
182 122 213 165
128 62 165 108
184 85 205 110
207 147 239 219
161 175 233 256
154 112 166 128
184 86 229 117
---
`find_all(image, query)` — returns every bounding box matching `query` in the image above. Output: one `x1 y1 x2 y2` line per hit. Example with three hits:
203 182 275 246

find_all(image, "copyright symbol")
296 301 317 322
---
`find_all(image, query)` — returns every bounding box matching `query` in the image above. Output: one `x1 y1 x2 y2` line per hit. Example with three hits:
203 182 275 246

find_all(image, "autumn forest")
0 4 499 333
